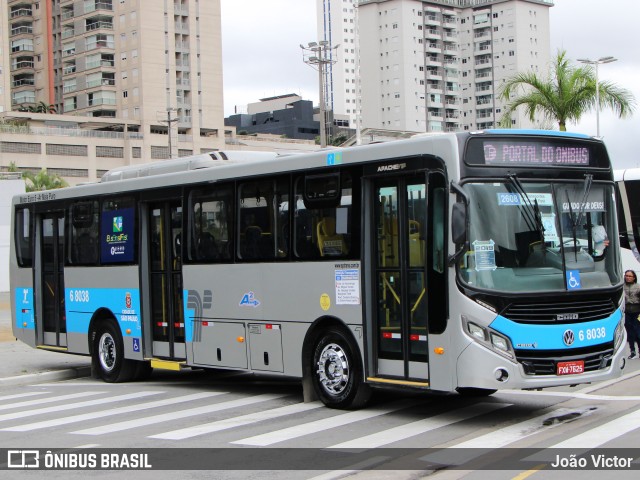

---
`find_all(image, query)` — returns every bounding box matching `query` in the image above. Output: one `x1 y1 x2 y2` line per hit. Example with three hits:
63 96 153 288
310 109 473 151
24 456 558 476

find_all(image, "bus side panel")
183 263 364 377
64 267 143 359
12 283 35 347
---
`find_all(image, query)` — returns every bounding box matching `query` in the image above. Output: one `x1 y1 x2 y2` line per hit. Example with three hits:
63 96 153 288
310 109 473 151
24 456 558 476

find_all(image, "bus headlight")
614 318 625 351
462 316 515 360
467 322 487 341
490 333 509 353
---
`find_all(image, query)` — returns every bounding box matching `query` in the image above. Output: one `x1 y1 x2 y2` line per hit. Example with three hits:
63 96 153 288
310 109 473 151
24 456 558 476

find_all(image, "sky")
221 0 640 168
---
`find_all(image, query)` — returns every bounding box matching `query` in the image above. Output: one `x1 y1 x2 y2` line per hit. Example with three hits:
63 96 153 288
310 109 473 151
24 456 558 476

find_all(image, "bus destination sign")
481 140 590 166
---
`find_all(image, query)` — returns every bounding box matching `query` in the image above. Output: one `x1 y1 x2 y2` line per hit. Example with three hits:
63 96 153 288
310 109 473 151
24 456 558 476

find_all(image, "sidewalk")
0 291 91 387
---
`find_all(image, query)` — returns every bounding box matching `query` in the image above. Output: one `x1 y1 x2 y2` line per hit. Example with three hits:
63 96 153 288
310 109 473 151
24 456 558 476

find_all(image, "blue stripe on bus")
65 288 142 338
14 287 35 330
483 129 593 139
489 308 621 350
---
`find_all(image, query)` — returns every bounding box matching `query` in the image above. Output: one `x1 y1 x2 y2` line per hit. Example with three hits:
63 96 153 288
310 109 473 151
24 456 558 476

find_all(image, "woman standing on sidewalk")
623 270 640 359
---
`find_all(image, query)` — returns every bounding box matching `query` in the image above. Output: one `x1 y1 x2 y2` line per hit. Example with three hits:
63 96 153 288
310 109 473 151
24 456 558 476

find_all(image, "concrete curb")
0 366 92 387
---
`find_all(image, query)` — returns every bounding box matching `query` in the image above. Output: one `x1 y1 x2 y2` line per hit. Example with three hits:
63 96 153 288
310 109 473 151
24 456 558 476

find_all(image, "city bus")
10 130 626 409
614 168 640 273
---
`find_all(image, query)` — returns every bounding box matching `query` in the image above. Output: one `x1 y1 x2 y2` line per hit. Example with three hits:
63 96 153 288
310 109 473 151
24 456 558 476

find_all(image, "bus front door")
372 176 431 382
39 211 67 348
148 200 185 360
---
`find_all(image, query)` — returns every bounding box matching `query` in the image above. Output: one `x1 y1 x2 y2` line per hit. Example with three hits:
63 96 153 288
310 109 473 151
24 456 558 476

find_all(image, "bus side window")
15 207 32 267
188 186 233 263
69 201 99 265
294 173 354 260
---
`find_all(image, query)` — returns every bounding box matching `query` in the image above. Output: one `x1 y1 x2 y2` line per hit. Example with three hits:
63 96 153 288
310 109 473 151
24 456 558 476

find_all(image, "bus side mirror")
451 202 467 244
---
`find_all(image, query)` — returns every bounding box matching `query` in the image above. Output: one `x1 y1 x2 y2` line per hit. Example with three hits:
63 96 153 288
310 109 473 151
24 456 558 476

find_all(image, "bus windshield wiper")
566 174 593 261
507 174 545 241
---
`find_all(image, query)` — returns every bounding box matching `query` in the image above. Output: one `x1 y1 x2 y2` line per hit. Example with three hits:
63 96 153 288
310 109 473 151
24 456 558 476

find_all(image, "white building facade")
319 0 553 133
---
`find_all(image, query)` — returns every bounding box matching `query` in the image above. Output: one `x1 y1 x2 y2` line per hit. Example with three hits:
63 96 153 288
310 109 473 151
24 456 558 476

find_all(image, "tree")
17 101 57 114
499 50 636 131
23 168 68 192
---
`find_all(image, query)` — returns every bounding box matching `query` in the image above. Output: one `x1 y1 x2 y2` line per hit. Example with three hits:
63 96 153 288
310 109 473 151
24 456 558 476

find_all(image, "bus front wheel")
311 328 371 409
92 322 136 383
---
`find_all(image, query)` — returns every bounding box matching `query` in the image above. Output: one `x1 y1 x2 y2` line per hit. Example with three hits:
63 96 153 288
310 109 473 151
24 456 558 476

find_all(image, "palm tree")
499 50 636 131
23 168 68 192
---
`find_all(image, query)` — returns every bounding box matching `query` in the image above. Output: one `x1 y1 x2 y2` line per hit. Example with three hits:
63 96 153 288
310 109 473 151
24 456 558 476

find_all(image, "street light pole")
301 41 339 148
577 56 617 138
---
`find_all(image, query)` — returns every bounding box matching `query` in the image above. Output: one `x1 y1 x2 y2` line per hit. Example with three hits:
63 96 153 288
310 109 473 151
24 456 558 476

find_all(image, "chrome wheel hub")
316 343 349 395
98 333 116 372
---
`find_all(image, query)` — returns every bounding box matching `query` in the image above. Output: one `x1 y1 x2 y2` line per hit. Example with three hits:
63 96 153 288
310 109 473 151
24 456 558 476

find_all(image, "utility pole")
301 41 339 148
158 108 179 158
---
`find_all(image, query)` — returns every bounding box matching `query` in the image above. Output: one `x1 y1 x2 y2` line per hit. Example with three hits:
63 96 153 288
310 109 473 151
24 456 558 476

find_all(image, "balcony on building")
175 21 189 34
425 53 440 67
175 39 190 53
427 80 443 94
86 15 113 32
10 38 34 55
174 3 189 16
425 28 441 40
475 54 492 68
84 1 113 14
63 60 76 75
61 6 74 21
428 109 444 122
62 26 75 39
86 72 115 88
475 67 493 81
10 4 32 19
426 42 442 54
424 14 441 28
426 67 442 81
10 22 32 37
85 33 114 51
12 56 35 72
476 94 493 108
12 73 35 89
85 52 115 69
12 90 36 107
476 81 492 94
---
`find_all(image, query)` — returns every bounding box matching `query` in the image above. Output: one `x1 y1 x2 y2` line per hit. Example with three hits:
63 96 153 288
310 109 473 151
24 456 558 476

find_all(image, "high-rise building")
316 0 359 130
5 0 224 157
319 0 553 134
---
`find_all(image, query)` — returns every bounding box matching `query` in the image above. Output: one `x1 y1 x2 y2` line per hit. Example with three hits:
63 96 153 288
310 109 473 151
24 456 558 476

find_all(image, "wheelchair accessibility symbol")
566 270 581 290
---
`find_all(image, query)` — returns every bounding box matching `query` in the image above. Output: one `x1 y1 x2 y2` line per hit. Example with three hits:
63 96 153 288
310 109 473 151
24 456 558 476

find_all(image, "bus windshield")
459 180 621 292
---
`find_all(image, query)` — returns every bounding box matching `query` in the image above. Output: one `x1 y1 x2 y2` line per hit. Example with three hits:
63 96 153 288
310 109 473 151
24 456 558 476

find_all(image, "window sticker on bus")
335 268 360 305
566 270 582 290
472 239 496 271
541 213 559 243
101 207 135 263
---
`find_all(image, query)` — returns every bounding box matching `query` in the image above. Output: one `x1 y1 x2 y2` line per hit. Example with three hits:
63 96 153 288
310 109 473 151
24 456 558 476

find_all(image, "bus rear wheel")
311 327 371 409
92 322 136 383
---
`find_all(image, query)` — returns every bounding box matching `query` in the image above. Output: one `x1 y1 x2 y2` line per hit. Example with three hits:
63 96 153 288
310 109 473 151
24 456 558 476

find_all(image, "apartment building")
2 0 225 183
316 0 359 130
320 0 552 133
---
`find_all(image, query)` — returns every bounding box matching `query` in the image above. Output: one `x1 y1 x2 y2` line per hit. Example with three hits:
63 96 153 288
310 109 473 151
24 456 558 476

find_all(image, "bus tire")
311 327 371 409
93 322 136 383
456 387 497 397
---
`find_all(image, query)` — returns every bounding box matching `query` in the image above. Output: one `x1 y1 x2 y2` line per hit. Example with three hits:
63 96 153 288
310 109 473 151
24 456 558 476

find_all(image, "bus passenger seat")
317 217 346 256
198 232 218 261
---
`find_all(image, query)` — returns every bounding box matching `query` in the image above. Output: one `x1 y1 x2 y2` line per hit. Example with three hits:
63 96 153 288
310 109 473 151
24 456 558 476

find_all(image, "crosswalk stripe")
330 402 512 449
150 401 324 440
418 407 579 466
0 391 102 412
548 406 640 449
72 393 286 435
231 398 422 447
2 392 222 432
0 392 50 404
